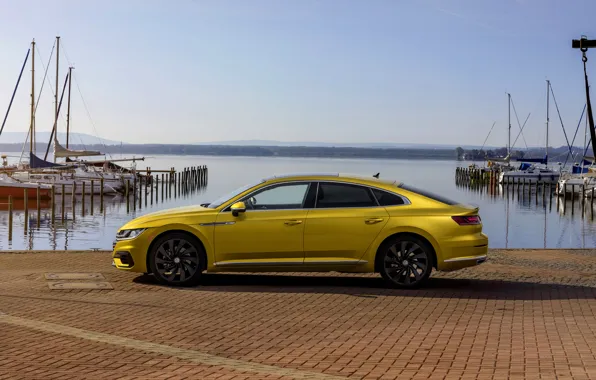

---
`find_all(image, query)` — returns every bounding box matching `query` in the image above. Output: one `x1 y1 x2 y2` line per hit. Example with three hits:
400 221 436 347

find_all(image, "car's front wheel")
149 232 205 286
379 235 433 289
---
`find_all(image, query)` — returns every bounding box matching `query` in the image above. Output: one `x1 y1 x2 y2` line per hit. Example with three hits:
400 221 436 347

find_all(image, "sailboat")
0 39 52 200
485 94 515 172
499 80 561 184
556 109 596 196
10 36 131 195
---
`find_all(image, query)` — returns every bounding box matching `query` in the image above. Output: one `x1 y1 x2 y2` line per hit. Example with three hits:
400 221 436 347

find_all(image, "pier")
0 165 208 242
455 166 596 218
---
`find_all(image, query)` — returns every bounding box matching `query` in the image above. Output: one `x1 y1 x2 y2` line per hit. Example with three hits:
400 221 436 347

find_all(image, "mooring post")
72 182 76 222
161 173 164 200
155 175 159 203
126 179 130 213
61 184 65 222
8 195 13 241
138 176 142 210
51 185 55 224
24 189 28 234
100 178 104 212
90 180 95 215
82 182 86 216
572 184 576 210
36 186 41 228
151 175 154 205
133 175 137 212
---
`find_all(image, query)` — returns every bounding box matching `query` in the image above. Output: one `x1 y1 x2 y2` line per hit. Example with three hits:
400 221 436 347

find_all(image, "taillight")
452 215 481 225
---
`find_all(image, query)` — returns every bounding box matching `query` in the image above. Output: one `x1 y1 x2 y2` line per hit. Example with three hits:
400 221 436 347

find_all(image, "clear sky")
0 0 594 148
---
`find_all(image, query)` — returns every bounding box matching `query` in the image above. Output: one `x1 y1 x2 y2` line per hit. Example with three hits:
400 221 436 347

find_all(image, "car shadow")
132 272 596 301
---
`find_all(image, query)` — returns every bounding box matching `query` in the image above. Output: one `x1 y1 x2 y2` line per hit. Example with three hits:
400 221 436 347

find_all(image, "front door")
214 182 312 267
304 182 389 264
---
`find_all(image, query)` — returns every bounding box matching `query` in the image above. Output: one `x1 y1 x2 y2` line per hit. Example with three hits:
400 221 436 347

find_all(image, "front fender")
141 223 215 272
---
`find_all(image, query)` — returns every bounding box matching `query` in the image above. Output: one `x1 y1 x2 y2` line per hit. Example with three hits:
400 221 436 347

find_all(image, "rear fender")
364 226 443 267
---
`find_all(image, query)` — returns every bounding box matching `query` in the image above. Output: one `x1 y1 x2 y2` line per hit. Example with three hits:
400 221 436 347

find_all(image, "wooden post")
24 189 28 234
90 180 94 215
72 182 76 222
133 175 137 211
144 176 148 207
51 185 55 224
138 176 142 209
155 175 159 203
174 171 177 199
161 173 164 200
126 179 130 213
61 184 65 222
572 184 576 210
82 182 86 216
582 183 586 206
36 186 41 228
8 195 13 241
151 175 154 205
100 178 104 212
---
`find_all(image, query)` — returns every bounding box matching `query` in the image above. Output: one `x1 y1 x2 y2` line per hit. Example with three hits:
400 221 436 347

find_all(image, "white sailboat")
10 36 134 195
500 80 561 184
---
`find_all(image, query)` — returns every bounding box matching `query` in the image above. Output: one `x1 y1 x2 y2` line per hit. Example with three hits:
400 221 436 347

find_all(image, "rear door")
303 182 389 264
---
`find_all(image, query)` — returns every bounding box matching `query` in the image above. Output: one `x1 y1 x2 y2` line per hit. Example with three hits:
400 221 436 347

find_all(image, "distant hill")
0 132 123 145
194 139 509 150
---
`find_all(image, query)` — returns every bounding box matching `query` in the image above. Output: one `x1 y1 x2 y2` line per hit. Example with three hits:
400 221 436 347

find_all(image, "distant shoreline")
0 143 575 162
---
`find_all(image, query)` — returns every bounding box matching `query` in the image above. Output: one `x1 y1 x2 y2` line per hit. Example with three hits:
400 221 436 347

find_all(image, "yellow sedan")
112 173 488 288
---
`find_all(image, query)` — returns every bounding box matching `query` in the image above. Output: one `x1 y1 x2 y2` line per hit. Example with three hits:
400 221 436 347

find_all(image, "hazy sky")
0 0 594 147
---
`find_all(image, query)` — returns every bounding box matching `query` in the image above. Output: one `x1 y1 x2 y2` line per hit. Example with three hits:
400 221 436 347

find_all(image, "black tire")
148 232 205 287
378 235 433 289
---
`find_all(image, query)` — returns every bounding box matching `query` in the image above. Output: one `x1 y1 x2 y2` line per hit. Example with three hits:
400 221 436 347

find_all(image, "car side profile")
112 173 488 288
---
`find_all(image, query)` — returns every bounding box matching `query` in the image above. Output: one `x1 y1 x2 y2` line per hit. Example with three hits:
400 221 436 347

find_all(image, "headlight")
116 228 146 241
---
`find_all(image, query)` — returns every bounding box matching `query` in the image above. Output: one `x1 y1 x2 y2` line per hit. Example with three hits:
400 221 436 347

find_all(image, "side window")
243 183 310 210
316 182 378 208
371 188 406 206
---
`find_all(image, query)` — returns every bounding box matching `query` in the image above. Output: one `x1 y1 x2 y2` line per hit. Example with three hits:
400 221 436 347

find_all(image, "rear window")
398 184 459 205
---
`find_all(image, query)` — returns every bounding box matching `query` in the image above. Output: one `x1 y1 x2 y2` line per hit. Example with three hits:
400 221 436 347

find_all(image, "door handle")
365 218 384 224
284 220 303 226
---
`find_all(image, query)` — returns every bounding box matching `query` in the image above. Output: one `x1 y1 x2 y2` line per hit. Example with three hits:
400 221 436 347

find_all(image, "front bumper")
112 239 150 273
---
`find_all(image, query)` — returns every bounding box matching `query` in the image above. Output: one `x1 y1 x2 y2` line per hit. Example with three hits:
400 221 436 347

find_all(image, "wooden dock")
0 165 208 241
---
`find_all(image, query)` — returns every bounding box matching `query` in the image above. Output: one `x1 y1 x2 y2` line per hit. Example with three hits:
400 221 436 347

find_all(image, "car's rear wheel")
379 235 433 289
149 232 204 286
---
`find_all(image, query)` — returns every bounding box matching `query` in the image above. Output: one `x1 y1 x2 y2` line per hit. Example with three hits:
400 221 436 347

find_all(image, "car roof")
262 172 399 186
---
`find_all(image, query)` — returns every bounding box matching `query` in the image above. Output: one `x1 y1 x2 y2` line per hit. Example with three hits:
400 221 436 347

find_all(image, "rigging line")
62 40 110 159
563 104 586 167
71 70 112 159
511 112 531 149
480 122 496 152
19 42 56 163
0 48 30 137
509 95 529 150
549 83 573 155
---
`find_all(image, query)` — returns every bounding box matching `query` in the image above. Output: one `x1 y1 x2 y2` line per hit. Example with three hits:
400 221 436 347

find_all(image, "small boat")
0 175 52 199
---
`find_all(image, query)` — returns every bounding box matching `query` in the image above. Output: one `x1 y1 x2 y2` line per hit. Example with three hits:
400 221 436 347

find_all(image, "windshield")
206 180 264 208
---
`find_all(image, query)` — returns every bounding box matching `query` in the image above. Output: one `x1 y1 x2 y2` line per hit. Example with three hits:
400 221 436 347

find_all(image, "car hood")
120 205 215 229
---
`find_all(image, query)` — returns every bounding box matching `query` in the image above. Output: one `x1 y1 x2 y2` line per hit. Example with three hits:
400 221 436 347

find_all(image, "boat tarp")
29 152 64 169
516 155 548 165
53 139 102 158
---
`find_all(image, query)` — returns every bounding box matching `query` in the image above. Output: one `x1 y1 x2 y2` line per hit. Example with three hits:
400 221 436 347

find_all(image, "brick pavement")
0 249 596 379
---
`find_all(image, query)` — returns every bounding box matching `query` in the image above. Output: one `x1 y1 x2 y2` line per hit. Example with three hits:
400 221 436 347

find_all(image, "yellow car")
113 173 488 288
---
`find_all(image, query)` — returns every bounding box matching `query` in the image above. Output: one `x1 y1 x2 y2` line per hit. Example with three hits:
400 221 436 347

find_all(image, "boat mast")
66 66 72 148
55 36 60 145
546 79 550 161
30 39 35 155
507 93 511 156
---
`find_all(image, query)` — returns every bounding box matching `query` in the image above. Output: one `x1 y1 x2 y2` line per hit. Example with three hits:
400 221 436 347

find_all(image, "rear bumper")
437 233 488 271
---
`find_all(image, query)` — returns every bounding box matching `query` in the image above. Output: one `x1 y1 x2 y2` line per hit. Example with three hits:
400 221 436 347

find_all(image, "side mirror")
231 201 246 217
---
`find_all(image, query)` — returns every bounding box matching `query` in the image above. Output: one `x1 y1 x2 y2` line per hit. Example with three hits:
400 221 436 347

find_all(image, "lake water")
0 154 594 250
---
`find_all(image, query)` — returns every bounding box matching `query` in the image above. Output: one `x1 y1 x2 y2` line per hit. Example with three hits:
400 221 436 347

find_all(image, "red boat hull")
0 186 52 200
